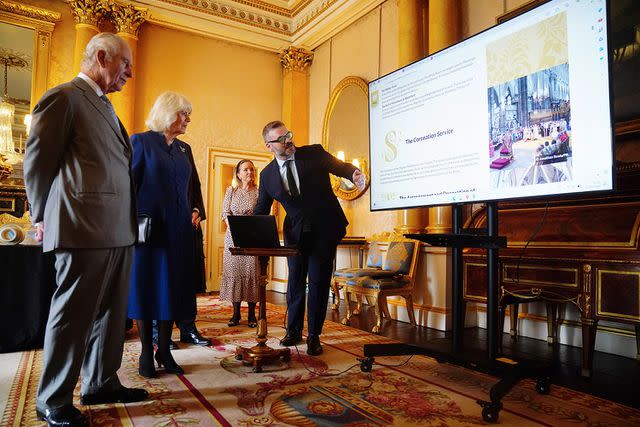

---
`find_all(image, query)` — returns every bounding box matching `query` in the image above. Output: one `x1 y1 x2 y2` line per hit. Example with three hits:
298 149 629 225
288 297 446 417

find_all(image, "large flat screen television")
369 0 613 211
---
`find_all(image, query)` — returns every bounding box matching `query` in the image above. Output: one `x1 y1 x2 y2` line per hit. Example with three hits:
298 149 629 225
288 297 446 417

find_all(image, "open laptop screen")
227 215 282 249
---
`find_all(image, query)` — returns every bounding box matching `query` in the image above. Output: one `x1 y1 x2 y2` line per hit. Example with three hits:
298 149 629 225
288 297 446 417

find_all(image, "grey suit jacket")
24 77 136 252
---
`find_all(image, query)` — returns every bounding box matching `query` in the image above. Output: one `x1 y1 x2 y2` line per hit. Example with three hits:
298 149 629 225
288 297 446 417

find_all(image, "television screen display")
369 0 613 211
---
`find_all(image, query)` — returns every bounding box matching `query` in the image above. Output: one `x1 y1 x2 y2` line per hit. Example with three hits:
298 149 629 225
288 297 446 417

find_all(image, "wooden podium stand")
228 247 298 372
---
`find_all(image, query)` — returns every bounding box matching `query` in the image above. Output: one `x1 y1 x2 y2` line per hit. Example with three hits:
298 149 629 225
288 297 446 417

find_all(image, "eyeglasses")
268 131 293 144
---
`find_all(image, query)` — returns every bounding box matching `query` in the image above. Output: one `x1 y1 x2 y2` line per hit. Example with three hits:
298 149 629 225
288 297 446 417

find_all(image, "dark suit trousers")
37 246 133 410
286 230 338 336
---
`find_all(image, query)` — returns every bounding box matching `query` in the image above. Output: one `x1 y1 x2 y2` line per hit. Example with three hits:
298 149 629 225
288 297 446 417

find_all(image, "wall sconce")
332 150 369 200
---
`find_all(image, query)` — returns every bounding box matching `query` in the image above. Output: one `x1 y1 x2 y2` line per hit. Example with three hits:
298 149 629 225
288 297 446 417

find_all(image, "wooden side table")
229 246 298 372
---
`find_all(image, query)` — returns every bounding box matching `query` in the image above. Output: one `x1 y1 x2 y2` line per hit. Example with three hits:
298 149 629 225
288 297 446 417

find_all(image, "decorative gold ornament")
0 0 61 23
104 2 149 37
65 0 106 26
279 46 313 72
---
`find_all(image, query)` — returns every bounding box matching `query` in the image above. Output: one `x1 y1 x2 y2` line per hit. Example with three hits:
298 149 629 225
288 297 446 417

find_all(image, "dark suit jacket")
254 144 357 245
186 145 206 220
24 77 136 252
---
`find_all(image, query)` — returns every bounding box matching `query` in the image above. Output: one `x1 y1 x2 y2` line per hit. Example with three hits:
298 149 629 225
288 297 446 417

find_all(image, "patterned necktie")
100 94 119 126
285 159 300 197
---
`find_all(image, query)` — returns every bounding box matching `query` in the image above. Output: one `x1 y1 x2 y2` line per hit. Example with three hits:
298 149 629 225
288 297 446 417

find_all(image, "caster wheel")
482 406 499 423
359 357 373 372
535 378 551 395
253 365 263 373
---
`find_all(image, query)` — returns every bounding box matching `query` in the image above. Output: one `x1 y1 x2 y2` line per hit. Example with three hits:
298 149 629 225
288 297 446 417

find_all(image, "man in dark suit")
254 121 365 356
24 33 147 427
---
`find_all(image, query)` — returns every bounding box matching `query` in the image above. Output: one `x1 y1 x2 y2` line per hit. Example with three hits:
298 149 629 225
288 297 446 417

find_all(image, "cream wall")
134 24 282 189
309 1 397 239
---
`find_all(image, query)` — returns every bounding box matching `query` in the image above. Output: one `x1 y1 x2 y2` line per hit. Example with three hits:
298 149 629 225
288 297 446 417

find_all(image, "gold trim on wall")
597 269 640 321
502 264 578 288
0 1 59 109
321 76 370 201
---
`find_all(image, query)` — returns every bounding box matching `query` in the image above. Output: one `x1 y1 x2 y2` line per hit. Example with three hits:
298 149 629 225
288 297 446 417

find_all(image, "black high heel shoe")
227 316 240 327
139 353 157 378
247 316 257 328
155 352 184 375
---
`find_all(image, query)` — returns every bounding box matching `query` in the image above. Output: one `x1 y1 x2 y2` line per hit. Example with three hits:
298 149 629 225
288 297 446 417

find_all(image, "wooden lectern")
228 247 298 372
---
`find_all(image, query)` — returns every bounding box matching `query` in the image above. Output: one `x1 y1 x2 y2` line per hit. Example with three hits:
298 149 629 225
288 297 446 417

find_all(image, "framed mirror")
0 1 58 216
322 76 370 200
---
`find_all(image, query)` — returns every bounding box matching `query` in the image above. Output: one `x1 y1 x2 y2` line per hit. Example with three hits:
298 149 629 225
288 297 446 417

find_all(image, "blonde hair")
145 92 192 132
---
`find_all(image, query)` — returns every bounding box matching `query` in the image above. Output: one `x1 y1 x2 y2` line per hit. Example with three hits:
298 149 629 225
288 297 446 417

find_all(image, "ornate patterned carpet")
3 296 639 426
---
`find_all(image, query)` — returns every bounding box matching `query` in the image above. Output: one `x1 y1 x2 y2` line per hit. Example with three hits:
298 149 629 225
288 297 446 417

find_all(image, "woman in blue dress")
128 92 198 378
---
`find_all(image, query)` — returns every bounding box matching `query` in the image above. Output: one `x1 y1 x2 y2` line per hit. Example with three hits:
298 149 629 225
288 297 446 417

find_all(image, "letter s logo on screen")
383 131 398 162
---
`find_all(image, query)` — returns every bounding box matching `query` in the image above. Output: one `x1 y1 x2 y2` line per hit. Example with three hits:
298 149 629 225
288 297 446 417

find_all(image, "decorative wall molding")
128 0 385 51
106 2 150 36
66 0 105 26
279 46 313 71
0 0 61 24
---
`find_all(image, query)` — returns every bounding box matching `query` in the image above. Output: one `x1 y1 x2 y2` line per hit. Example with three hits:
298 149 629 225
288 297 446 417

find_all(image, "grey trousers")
36 246 133 410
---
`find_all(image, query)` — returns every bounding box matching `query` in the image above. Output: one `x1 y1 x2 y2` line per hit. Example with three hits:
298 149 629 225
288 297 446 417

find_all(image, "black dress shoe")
180 329 211 346
280 331 303 346
153 336 178 350
306 335 323 356
80 386 149 406
36 405 88 426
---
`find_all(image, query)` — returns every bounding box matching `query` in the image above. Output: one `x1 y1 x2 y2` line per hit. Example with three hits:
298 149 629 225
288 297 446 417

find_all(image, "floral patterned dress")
220 185 260 303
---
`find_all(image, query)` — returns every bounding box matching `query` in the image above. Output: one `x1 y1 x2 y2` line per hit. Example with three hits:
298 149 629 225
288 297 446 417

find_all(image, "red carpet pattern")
3 296 640 426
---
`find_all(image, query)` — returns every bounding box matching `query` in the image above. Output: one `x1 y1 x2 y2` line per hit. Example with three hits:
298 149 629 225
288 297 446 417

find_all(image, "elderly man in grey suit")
24 33 148 427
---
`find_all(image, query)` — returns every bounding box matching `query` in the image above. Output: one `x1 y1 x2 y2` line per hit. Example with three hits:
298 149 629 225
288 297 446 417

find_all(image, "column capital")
105 2 149 38
65 0 105 26
279 46 313 72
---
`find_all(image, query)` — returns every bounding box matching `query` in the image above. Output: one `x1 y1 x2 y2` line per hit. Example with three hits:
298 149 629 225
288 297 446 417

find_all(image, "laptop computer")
227 215 288 249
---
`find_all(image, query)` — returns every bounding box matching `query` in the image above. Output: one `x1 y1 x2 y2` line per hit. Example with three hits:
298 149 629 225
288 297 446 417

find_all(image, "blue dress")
127 130 196 320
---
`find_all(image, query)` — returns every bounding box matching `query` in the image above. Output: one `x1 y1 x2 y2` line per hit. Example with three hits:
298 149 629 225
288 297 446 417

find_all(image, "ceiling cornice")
131 0 384 52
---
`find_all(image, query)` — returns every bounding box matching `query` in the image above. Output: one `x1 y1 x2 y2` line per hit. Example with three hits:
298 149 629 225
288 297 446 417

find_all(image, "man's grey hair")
146 92 192 133
81 33 126 68
262 120 285 142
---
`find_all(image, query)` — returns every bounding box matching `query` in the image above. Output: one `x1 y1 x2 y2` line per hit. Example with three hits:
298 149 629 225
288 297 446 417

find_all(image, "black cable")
514 202 549 284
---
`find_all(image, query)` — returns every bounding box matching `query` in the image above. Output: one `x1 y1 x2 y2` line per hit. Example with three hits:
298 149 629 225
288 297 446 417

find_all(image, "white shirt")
77 72 104 97
276 156 300 196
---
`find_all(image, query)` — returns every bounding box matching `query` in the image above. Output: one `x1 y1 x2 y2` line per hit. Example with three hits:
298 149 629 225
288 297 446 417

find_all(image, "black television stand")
359 202 553 423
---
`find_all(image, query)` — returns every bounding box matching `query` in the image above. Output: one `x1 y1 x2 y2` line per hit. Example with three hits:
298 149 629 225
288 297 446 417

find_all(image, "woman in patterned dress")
220 159 260 327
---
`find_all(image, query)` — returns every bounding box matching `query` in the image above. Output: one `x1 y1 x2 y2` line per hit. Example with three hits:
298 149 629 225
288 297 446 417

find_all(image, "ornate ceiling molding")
130 0 384 51
0 0 61 23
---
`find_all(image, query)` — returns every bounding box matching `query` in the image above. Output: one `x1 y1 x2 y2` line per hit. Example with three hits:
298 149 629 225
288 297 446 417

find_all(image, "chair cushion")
382 241 415 274
353 276 410 290
366 242 383 268
334 267 385 278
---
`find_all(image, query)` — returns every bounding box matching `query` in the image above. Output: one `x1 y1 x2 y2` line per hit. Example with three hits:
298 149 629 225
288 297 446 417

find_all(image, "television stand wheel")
478 400 502 424
535 377 551 394
359 357 374 372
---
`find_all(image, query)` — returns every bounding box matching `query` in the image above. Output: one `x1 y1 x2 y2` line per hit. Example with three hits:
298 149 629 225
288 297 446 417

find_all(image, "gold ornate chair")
341 239 420 333
331 241 385 310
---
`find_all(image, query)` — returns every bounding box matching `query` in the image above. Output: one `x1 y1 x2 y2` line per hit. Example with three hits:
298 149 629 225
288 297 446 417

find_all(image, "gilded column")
106 2 148 132
395 0 426 234
425 0 461 234
67 0 104 76
280 47 313 145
